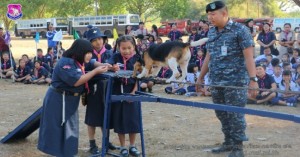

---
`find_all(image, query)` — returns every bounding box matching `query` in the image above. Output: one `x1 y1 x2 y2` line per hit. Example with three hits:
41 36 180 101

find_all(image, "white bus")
15 17 68 38
69 14 140 38
272 18 300 33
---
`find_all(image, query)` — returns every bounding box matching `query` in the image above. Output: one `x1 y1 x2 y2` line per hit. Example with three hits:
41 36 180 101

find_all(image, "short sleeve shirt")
278 31 295 42
206 20 255 86
51 57 84 93
258 74 275 89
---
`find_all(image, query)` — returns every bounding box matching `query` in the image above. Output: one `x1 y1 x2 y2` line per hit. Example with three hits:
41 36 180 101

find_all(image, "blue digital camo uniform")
206 20 254 143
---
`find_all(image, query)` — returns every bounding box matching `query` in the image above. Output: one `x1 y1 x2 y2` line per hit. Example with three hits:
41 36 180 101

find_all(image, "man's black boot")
227 141 244 157
211 141 234 153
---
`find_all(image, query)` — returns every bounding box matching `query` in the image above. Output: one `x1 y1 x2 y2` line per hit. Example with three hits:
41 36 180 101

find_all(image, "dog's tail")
190 38 209 47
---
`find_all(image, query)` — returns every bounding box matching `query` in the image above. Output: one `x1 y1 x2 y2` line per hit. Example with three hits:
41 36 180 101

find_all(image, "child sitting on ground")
185 63 200 97
30 60 51 84
273 70 298 107
15 59 32 83
0 52 15 79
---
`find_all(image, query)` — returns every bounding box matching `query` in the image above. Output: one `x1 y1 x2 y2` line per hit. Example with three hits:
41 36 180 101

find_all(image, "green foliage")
1 0 300 30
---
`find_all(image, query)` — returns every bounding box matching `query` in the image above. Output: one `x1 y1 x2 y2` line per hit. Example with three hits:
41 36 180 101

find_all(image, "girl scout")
38 39 109 157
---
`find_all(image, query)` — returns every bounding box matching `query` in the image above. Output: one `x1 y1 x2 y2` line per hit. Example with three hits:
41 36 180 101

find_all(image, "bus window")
107 16 112 25
90 17 95 25
79 22 84 25
85 22 89 25
101 17 106 25
129 15 139 24
119 16 126 24
30 24 33 27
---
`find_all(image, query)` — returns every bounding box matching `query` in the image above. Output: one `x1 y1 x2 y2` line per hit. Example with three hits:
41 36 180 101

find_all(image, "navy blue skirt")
38 88 80 157
112 100 141 134
85 79 113 128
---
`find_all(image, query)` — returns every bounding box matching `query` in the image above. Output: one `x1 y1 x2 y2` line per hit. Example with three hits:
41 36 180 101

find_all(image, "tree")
158 0 189 20
293 0 300 6
53 0 94 17
124 0 161 22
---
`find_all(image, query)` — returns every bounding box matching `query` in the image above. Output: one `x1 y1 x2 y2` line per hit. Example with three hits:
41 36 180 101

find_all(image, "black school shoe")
120 148 129 157
108 142 117 150
89 145 100 155
129 146 141 157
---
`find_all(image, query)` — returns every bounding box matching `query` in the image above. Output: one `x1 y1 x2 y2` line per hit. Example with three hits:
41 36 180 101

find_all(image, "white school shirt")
278 81 298 97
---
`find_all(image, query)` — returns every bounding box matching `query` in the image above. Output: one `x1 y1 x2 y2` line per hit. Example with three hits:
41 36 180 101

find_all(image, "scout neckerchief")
197 56 203 68
258 74 266 89
75 61 90 93
172 31 176 41
3 60 8 69
161 67 169 78
20 67 25 77
264 31 269 42
93 47 106 63
34 66 41 78
121 54 134 85
284 31 289 40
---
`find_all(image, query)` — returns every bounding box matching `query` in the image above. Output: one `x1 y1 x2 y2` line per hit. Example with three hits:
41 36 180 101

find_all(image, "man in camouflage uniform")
195 1 258 157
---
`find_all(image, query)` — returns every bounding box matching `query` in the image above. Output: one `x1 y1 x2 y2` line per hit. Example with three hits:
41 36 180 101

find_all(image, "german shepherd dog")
133 38 208 83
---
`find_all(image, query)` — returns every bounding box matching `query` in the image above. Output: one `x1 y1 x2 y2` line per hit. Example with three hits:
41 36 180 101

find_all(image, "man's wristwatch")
250 77 258 82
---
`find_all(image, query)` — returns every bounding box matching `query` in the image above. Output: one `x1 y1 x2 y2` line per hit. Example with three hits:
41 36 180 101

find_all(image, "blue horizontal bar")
111 95 158 102
159 98 300 123
111 94 300 123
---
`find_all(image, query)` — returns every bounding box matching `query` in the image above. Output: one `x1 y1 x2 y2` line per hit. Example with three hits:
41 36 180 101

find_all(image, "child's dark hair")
116 35 139 54
284 23 291 27
37 48 43 53
22 54 29 59
293 48 300 55
282 62 291 69
192 27 198 31
271 58 280 67
281 70 292 87
148 34 155 41
157 37 162 41
47 47 53 54
19 58 24 64
63 39 93 63
187 63 197 73
1 51 9 56
34 60 42 65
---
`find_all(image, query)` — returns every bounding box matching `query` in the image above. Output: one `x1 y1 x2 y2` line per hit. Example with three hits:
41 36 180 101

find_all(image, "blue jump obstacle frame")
1 71 300 157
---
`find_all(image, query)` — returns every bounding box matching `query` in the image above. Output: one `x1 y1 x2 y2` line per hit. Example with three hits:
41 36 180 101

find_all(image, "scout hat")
255 63 266 69
206 1 226 13
86 27 107 42
87 25 93 29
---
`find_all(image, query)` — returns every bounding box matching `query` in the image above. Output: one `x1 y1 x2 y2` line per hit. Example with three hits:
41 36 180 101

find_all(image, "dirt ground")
0 38 300 157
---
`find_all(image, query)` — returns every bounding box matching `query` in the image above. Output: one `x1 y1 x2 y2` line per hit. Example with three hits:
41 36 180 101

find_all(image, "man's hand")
248 81 259 98
195 78 204 93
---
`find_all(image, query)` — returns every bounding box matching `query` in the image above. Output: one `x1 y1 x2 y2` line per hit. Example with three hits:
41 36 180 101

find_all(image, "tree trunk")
293 0 300 6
